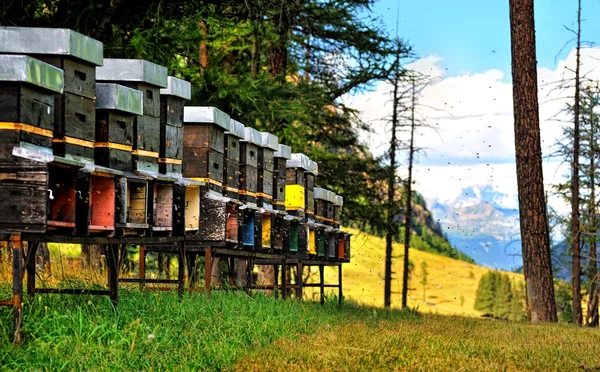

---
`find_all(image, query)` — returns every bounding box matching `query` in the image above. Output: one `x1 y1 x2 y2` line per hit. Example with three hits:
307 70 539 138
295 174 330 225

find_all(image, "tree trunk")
401 77 416 310
586 86 599 327
509 0 558 322
571 0 583 326
82 244 103 269
199 20 209 75
384 68 400 308
211 257 222 286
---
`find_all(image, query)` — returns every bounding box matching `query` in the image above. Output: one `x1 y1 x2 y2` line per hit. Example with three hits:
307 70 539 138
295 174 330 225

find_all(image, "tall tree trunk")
401 77 416 309
571 0 583 326
384 69 400 308
509 0 558 322
199 20 209 75
586 88 599 327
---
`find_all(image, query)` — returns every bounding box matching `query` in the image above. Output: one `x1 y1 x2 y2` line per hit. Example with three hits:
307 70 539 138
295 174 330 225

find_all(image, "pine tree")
475 272 497 315
508 280 527 322
493 274 513 320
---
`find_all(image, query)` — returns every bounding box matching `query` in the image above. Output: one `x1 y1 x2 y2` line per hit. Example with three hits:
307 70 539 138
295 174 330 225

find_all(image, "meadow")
1 233 598 371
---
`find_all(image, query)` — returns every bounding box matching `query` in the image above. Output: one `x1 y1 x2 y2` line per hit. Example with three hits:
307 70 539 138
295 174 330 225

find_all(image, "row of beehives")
0 26 350 260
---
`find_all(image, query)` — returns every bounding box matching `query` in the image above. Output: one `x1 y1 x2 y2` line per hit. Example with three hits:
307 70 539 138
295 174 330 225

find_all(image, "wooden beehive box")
96 59 168 173
75 165 123 236
197 187 228 242
285 153 311 218
115 172 150 232
141 172 178 233
0 55 65 233
239 127 261 204
304 159 318 219
183 106 230 191
94 83 143 171
159 76 191 176
257 132 277 207
0 27 104 164
273 144 291 211
314 188 328 224
223 119 244 199
169 179 203 236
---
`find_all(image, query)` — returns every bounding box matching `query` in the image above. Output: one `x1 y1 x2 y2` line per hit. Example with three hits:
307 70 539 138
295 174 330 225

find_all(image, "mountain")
426 185 523 270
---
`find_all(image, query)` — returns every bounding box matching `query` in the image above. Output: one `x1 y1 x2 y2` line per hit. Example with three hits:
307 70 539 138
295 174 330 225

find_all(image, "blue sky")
371 0 600 80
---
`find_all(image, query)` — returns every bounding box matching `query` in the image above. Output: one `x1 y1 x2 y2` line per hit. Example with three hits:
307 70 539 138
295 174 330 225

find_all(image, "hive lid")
308 160 318 176
0 27 103 66
274 144 291 159
175 177 205 187
286 153 311 171
314 188 328 201
335 195 344 207
96 59 168 88
0 55 64 93
326 190 337 204
160 76 191 100
183 106 230 131
12 146 84 167
227 119 245 139
242 127 262 146
96 83 143 115
260 132 279 151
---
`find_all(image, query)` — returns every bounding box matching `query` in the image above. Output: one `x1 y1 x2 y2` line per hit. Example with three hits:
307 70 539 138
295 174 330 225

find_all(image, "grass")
1 230 598 371
307 228 524 316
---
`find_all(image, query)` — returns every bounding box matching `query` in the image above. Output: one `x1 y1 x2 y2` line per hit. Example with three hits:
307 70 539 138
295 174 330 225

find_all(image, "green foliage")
555 280 574 323
420 261 428 302
475 271 526 321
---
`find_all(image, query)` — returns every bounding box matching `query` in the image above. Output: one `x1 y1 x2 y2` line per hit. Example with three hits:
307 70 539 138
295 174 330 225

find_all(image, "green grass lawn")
1 289 599 371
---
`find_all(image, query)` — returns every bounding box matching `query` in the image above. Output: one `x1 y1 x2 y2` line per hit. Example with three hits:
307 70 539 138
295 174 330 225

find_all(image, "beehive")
257 132 278 207
0 55 65 233
169 178 203 236
223 119 244 199
239 127 261 204
96 59 168 173
285 153 311 218
75 165 124 236
94 83 143 171
0 27 104 163
273 144 291 211
115 172 150 230
159 76 191 176
182 106 230 192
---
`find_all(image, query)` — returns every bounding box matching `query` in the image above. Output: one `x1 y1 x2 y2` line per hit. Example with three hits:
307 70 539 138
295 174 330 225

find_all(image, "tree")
570 0 583 326
475 272 497 315
508 280 527 322
493 274 512 320
420 261 428 302
509 0 558 322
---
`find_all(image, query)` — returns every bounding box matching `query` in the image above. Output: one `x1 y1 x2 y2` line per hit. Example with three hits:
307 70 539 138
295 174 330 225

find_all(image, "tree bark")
509 0 558 322
401 77 416 310
199 20 209 75
586 86 599 327
571 0 583 326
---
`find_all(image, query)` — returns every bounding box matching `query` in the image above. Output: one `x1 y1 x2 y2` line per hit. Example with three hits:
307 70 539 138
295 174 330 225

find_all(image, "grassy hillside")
308 228 523 316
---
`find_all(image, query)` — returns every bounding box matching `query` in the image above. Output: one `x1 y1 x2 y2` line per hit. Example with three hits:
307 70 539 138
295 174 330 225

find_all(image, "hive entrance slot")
185 186 200 231
225 204 238 242
48 166 78 228
154 184 173 228
127 181 148 225
89 176 115 231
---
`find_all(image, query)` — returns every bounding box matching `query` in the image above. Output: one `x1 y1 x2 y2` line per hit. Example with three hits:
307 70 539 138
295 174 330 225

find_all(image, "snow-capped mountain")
426 185 523 270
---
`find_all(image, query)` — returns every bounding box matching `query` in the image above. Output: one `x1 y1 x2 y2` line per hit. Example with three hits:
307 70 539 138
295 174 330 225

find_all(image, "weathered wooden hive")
0 54 65 232
223 119 244 199
94 83 143 171
182 106 229 190
171 178 204 236
0 27 104 163
239 127 261 204
285 153 313 254
96 58 168 173
159 76 191 176
325 190 338 259
255 132 278 250
313 187 332 257
114 172 150 233
273 144 291 211
182 107 231 242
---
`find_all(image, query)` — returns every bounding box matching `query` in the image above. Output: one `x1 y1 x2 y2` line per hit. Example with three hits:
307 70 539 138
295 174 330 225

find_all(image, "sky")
347 0 600 227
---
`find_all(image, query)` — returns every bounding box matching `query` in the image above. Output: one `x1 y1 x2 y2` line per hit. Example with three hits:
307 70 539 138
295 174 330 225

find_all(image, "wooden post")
228 257 236 287
139 245 146 291
106 244 119 306
338 264 343 306
26 242 39 298
274 262 280 298
281 258 287 299
177 242 185 298
319 264 325 305
205 248 213 295
187 254 198 289
11 234 23 345
296 261 303 299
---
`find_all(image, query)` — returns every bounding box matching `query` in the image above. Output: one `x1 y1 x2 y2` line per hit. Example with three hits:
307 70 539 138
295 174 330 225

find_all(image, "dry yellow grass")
308 228 524 316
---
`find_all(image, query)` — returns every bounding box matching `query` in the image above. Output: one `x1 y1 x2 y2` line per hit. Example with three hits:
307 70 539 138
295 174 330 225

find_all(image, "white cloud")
346 47 600 219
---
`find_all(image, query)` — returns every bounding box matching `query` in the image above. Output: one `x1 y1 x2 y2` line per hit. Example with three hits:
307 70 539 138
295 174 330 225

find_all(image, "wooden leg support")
26 241 38 298
319 264 325 305
205 248 213 296
177 242 185 298
296 261 303 300
11 234 23 345
139 246 146 291
106 244 119 307
281 259 287 299
338 264 343 306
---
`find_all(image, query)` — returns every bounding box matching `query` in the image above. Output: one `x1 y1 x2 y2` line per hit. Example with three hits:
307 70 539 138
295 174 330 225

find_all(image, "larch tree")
509 0 558 322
